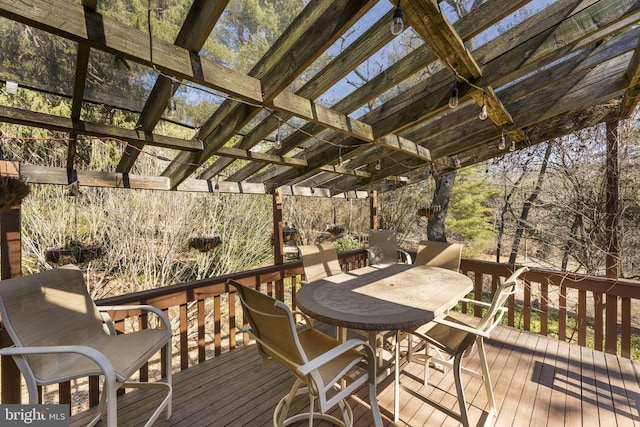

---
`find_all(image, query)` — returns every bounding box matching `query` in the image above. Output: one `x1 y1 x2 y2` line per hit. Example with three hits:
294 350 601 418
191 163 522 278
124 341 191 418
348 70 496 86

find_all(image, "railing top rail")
95 252 640 308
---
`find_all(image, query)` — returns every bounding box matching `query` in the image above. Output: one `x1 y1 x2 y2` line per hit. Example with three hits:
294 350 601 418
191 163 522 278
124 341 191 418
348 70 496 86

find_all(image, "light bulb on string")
166 80 178 118
498 128 506 150
375 159 382 171
390 2 404 35
274 117 282 149
448 81 459 109
166 97 177 118
510 140 516 152
478 97 488 120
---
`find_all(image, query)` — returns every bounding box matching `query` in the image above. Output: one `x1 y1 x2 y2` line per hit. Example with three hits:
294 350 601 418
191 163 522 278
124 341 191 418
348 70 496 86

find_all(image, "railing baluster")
594 292 604 351
559 285 567 342
524 280 531 331
139 312 149 381
229 292 238 350
578 290 587 346
540 282 548 336
198 299 206 362
621 297 631 358
214 295 222 356
180 303 189 369
606 294 618 354
474 272 483 318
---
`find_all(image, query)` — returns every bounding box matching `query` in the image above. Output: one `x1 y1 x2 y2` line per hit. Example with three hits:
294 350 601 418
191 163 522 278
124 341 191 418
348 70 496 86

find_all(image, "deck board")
70 326 640 427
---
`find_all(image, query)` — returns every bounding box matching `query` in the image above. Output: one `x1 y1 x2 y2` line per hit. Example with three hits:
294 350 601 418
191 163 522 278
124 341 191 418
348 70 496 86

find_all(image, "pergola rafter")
0 0 638 197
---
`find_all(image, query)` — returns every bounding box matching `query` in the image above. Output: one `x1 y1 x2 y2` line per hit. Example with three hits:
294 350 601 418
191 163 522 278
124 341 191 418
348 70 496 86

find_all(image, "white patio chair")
399 266 529 427
0 265 172 427
366 229 412 265
227 279 383 427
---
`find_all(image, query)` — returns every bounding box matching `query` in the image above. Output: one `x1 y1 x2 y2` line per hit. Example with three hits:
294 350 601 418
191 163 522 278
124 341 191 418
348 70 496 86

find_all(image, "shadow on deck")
71 324 640 426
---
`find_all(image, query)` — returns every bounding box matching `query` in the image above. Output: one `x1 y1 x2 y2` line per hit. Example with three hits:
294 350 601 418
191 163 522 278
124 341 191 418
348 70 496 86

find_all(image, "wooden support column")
272 189 284 300
604 119 620 354
369 190 378 230
0 161 23 403
1 206 22 404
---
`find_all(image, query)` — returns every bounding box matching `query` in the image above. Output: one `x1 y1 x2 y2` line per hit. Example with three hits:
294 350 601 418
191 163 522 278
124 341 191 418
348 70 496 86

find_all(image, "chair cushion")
413 313 479 355
297 328 364 386
29 328 171 384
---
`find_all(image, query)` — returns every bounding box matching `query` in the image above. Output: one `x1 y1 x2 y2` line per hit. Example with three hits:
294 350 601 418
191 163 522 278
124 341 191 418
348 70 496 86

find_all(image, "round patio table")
295 263 474 422
296 263 473 332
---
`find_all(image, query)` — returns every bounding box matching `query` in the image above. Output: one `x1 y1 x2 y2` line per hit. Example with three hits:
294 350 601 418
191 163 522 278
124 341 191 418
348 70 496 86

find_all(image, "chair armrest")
459 297 490 306
297 338 373 376
291 310 313 328
0 345 116 379
431 317 491 339
98 305 171 331
398 249 412 264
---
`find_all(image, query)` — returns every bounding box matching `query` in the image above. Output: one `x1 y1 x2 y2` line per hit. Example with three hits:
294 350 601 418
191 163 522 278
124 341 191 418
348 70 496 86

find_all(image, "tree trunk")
562 213 582 271
496 164 528 263
509 142 553 264
427 170 456 242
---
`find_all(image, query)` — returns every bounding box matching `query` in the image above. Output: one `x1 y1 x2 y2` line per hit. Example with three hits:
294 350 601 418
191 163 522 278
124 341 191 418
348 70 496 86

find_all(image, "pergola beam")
0 106 203 152
117 0 230 173
618 28 640 117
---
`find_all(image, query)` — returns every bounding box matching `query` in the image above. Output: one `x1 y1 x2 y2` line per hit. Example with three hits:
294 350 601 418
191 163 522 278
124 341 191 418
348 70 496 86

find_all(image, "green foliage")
202 0 306 73
448 165 499 254
334 234 360 252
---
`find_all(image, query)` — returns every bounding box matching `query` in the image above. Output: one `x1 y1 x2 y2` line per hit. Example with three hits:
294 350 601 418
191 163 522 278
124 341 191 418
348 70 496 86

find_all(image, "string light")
510 140 516 152
375 159 382 171
166 97 177 118
498 127 506 150
167 81 178 118
274 117 282 149
478 94 488 120
448 81 459 109
390 1 404 35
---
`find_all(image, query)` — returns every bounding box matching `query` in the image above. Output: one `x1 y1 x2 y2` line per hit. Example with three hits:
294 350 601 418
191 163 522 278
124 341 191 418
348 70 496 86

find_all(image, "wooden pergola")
0 0 638 198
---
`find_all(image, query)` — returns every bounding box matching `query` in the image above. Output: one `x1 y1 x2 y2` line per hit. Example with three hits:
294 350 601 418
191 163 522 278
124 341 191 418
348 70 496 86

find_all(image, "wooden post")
272 189 284 301
1 206 22 404
604 119 620 354
0 161 23 404
369 190 378 230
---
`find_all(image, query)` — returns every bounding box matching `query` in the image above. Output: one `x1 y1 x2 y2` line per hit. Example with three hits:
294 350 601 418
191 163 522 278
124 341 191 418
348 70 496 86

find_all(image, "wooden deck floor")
71 325 640 426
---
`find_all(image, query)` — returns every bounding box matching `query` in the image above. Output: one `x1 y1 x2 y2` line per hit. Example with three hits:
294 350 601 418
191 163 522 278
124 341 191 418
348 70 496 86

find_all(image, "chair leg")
104 375 119 427
274 378 304 426
369 381 383 427
453 353 470 427
476 338 497 416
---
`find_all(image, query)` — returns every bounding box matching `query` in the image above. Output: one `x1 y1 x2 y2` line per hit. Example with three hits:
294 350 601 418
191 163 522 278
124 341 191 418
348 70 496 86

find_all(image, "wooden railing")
459 258 640 358
1 249 639 410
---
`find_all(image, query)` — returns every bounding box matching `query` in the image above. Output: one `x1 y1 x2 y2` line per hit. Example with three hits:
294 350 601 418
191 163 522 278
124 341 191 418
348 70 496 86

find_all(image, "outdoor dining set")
0 229 527 427
229 229 528 427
